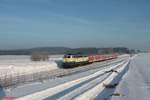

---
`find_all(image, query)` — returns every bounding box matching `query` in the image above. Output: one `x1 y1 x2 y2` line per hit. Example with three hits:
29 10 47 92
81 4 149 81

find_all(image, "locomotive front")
62 54 88 68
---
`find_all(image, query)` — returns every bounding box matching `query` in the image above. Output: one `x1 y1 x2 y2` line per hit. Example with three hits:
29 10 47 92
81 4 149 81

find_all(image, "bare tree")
31 52 49 61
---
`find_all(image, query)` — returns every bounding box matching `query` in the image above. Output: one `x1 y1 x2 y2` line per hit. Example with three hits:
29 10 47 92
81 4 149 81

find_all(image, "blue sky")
0 0 150 51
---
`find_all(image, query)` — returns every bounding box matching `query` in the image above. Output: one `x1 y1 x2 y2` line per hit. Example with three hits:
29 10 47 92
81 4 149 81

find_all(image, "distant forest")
0 47 138 55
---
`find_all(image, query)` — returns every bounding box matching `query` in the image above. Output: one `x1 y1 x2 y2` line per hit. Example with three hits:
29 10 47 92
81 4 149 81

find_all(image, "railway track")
16 58 130 100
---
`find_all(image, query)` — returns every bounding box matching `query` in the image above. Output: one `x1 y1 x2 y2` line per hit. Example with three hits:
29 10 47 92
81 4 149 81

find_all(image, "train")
62 53 118 68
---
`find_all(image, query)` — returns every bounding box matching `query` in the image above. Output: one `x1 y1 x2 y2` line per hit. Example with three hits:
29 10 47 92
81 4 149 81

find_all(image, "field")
0 54 149 100
0 55 63 87
112 53 150 100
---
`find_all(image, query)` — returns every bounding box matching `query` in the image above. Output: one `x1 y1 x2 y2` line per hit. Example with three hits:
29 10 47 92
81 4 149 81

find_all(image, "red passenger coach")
88 54 117 63
88 55 95 63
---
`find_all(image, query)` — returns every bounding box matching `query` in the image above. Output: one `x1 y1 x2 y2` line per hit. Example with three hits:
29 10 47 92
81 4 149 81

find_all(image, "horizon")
0 0 150 51
0 45 147 52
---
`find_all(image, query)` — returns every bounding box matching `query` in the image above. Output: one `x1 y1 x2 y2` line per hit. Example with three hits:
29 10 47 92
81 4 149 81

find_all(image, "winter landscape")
0 53 149 100
0 0 150 100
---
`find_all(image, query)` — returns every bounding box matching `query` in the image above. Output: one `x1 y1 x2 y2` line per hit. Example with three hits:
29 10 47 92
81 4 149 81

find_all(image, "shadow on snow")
95 62 130 100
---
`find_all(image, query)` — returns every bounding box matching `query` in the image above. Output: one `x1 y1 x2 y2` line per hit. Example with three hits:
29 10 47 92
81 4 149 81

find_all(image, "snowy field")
0 54 130 100
0 55 63 71
0 54 126 79
1 54 144 100
4 59 129 100
0 55 63 87
111 53 150 100
0 55 63 67
0 55 61 73
0 54 128 88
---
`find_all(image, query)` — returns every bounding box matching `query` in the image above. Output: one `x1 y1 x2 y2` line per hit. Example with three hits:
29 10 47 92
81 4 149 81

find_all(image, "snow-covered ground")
0 54 129 99
0 56 59 76
14 60 129 100
0 55 62 74
0 54 133 100
0 55 62 88
0 55 124 89
111 53 150 100
0 55 63 67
